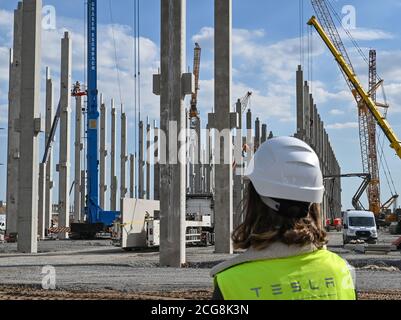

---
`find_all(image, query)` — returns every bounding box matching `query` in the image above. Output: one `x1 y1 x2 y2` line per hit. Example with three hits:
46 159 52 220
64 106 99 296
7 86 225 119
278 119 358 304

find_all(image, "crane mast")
189 43 201 125
86 0 100 223
363 50 380 214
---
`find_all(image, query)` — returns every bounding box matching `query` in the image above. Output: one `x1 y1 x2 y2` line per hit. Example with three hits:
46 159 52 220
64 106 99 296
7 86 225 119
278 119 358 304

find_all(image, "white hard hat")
244 136 324 204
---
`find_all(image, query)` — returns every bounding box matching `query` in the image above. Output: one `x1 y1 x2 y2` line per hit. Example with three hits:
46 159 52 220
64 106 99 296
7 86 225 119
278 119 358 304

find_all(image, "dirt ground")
0 285 400 300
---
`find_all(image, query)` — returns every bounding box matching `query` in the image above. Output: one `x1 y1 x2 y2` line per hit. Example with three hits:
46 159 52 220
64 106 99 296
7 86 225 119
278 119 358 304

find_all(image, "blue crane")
42 0 120 238
70 0 119 237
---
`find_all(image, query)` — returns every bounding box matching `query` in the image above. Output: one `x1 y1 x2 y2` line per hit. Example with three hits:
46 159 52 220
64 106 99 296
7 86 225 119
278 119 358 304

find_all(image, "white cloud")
341 28 394 41
326 122 358 129
329 109 345 115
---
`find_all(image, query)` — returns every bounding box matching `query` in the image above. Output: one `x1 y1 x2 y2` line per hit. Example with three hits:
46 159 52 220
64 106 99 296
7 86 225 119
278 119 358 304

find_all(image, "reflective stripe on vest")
215 249 356 300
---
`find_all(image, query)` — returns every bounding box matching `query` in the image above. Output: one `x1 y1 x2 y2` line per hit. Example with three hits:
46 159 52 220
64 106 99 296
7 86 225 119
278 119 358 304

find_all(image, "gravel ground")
0 231 400 299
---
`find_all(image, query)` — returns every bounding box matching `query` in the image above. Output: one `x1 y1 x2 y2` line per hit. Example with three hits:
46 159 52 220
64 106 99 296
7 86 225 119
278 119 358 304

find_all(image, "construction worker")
211 136 356 300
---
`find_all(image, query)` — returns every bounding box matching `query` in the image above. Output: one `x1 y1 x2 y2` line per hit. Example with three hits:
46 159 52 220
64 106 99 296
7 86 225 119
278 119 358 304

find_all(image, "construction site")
0 0 401 301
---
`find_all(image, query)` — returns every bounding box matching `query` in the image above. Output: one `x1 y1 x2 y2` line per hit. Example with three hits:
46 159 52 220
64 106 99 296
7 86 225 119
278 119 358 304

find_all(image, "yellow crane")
307 16 401 158
308 14 401 217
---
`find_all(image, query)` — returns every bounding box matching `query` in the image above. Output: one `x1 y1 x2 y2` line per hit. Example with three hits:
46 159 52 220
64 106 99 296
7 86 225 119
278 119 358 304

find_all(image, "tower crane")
189 43 201 129
308 0 401 218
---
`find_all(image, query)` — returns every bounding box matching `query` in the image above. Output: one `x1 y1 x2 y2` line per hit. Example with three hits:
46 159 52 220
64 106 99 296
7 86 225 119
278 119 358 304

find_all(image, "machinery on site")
309 0 401 223
324 173 371 230
112 195 215 249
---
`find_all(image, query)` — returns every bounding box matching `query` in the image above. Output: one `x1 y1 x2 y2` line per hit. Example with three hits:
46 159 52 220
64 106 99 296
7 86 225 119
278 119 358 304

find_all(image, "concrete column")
44 68 53 231
74 96 82 222
130 154 135 198
309 94 314 148
194 119 202 194
146 120 151 199
80 170 86 219
159 0 187 267
110 101 117 211
6 2 22 235
120 111 128 202
37 163 46 239
303 82 310 143
211 0 233 254
138 120 144 199
313 104 318 151
246 108 252 156
154 123 160 200
205 124 212 193
99 98 107 209
296 65 304 139
261 124 267 144
233 100 243 228
57 32 72 239
319 120 324 170
254 117 260 151
17 0 42 253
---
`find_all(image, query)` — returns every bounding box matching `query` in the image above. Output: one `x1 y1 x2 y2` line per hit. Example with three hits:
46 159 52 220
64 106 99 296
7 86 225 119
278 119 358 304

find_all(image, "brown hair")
232 182 328 250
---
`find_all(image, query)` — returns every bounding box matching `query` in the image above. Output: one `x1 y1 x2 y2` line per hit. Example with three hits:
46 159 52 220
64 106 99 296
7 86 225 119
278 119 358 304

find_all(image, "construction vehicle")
308 0 401 222
324 173 371 230
112 196 215 249
343 210 378 245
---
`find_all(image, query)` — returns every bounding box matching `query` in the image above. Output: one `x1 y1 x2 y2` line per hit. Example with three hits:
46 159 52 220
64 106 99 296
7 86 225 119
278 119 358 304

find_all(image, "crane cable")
108 0 124 110
324 0 397 199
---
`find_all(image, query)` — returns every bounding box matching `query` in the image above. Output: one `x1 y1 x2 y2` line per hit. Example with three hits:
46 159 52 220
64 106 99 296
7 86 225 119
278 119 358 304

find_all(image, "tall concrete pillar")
303 82 310 143
194 119 202 194
296 65 304 139
6 2 22 235
74 96 82 222
146 120 151 199
99 98 107 209
110 101 117 211
309 95 315 148
138 120 144 199
17 0 42 253
261 124 267 144
254 117 260 151
130 154 135 198
154 122 160 200
313 105 318 151
80 170 86 219
246 109 252 162
233 100 243 228
120 111 128 202
44 68 53 231
205 124 212 193
210 0 234 254
57 32 72 239
37 163 46 239
159 0 187 267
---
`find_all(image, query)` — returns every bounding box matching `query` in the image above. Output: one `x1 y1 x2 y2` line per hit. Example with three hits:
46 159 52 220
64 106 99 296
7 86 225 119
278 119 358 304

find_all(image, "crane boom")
308 16 401 161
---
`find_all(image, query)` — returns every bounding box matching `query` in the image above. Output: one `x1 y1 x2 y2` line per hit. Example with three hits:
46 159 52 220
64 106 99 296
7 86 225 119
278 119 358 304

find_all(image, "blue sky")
0 0 401 211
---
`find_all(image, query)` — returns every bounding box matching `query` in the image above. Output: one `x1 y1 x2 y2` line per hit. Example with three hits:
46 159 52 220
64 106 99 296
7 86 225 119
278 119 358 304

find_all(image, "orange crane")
189 43 201 128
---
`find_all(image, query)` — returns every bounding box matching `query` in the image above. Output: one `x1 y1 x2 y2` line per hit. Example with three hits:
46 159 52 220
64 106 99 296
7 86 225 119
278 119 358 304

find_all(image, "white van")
0 221 5 232
343 210 378 244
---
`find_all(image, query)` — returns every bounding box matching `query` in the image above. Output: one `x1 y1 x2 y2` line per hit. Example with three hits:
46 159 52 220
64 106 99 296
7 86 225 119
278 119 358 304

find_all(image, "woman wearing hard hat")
211 136 356 300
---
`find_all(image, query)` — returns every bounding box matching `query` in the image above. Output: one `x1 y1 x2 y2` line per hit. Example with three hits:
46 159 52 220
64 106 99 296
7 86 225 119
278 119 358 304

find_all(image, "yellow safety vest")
215 249 356 300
